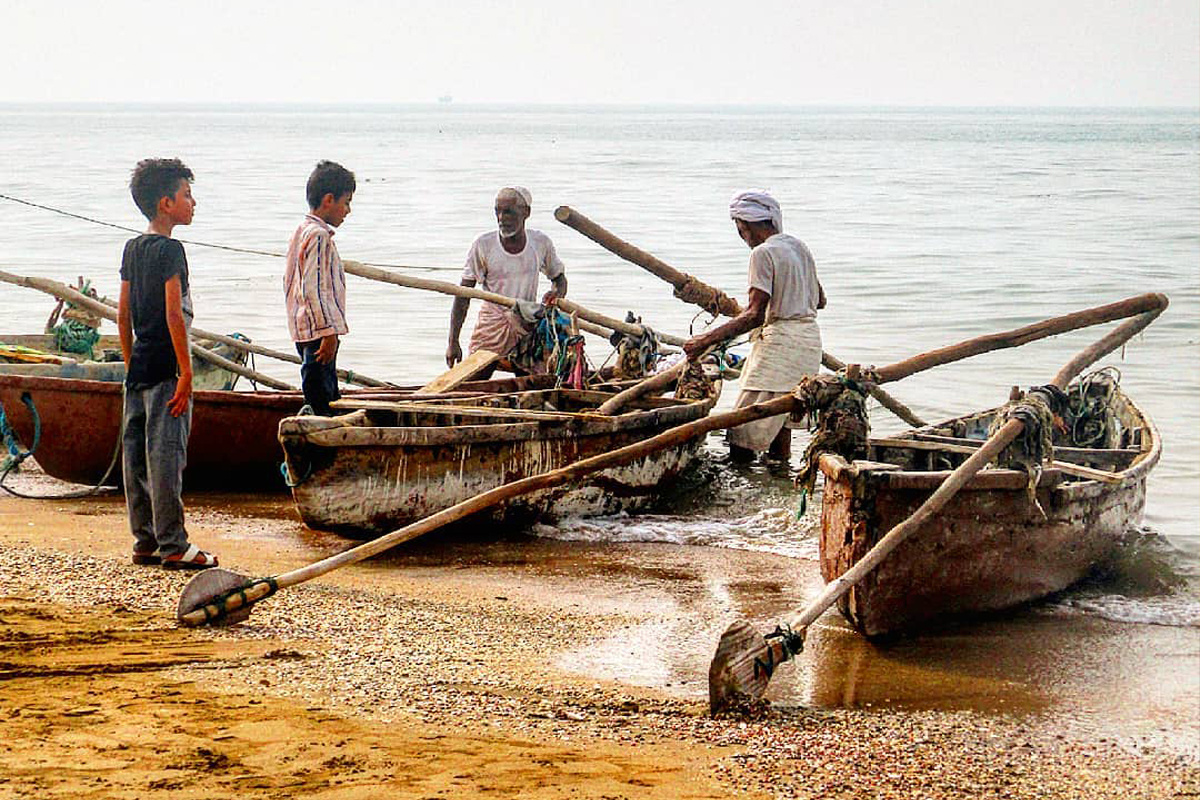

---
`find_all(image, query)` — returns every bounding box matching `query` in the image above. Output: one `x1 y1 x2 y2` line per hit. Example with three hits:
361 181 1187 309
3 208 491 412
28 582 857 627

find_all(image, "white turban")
498 186 532 210
729 190 782 232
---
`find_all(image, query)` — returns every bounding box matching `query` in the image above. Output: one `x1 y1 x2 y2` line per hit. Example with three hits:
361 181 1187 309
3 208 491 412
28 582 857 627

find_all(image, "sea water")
1 105 1197 744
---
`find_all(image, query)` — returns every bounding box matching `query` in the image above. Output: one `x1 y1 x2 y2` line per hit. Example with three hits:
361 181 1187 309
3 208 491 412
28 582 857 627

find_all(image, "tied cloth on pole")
508 301 588 388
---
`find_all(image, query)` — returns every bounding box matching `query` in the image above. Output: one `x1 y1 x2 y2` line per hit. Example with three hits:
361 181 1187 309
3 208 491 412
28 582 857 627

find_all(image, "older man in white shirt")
446 187 569 375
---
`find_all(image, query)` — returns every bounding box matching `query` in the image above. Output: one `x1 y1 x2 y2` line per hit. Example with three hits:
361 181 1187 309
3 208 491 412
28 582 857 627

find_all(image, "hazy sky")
3 0 1197 106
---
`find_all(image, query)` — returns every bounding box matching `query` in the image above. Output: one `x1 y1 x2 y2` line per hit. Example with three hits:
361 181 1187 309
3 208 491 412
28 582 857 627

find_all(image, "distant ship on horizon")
437 95 453 104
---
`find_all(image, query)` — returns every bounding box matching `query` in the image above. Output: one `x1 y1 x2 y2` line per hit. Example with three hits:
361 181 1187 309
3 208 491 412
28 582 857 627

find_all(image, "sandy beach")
2 467 1197 800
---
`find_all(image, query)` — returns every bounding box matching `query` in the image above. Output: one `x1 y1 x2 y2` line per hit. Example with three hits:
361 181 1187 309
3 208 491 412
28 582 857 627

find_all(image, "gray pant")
122 379 191 557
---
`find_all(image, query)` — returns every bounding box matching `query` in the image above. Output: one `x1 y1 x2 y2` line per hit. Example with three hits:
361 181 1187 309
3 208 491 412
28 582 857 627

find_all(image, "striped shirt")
284 214 349 343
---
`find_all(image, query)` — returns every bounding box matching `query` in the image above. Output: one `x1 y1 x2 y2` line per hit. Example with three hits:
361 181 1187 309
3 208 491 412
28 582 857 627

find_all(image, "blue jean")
122 379 191 557
296 340 340 416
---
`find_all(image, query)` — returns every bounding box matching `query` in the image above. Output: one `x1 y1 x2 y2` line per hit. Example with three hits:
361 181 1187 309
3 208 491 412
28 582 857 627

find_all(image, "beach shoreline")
1 477 1196 799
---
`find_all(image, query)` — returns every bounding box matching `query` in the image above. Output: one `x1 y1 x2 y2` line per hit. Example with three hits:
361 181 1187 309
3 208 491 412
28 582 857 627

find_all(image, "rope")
989 386 1063 519
0 392 123 499
0 192 457 274
792 374 871 515
757 623 806 679
673 275 726 317
199 577 279 624
1067 367 1121 447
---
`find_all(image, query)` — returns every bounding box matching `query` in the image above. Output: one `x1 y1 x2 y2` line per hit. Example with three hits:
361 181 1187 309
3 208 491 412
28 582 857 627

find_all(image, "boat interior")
318 385 694 431
865 372 1152 479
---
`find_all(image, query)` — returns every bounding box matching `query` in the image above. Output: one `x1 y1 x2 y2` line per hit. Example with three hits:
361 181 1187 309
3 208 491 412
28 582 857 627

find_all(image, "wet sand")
1 475 1197 799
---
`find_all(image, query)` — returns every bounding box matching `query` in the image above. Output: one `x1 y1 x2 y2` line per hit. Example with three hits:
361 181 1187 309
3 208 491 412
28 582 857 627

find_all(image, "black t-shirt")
120 234 192 388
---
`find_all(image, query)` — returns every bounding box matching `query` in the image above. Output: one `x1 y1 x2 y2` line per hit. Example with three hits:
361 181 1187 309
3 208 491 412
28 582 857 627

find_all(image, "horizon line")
1 100 1197 112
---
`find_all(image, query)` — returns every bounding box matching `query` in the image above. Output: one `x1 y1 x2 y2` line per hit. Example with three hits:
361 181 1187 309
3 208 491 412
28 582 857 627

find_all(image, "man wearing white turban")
683 190 826 462
446 186 569 373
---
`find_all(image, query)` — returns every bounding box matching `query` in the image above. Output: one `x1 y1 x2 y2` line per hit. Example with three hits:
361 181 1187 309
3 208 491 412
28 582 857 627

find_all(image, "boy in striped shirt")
284 161 355 415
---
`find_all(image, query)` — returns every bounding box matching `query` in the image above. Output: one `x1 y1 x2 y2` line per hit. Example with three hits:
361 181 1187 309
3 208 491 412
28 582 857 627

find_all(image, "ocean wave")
1043 592 1200 628
532 508 819 560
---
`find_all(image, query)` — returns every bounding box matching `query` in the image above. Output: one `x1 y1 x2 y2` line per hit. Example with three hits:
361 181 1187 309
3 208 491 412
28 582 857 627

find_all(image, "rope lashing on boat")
226 332 255 390
989 384 1067 520
196 577 279 624
1067 367 1121 447
673 275 726 318
758 624 807 679
792 373 872 516
280 458 313 488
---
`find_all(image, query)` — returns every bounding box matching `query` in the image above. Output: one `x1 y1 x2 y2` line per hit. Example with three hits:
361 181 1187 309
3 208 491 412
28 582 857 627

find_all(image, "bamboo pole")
341 259 687 347
554 205 743 317
596 360 688 415
874 293 1169 384
553 205 925 427
0 269 297 391
96 296 394 389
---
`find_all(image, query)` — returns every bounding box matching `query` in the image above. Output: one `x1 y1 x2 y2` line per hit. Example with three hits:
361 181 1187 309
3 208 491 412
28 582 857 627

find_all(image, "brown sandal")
132 550 161 566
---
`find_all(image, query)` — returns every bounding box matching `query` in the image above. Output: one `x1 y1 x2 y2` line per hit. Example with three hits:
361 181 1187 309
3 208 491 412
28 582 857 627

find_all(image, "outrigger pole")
553 205 928 428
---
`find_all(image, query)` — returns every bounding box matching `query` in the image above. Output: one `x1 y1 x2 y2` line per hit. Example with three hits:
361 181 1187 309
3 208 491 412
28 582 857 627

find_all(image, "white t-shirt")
461 229 565 354
747 233 820 324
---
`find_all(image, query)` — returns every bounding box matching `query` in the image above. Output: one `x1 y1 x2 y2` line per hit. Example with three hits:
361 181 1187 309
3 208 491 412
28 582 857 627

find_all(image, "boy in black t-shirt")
118 158 218 570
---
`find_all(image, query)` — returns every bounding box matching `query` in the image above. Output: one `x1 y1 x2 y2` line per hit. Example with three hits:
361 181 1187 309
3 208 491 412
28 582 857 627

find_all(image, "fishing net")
792 375 872 510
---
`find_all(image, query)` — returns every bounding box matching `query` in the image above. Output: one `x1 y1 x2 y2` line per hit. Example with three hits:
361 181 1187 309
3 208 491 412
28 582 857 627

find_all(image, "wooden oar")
177 388 803 627
0 269 296 391
553 205 925 427
341 260 687 347
706 296 1168 715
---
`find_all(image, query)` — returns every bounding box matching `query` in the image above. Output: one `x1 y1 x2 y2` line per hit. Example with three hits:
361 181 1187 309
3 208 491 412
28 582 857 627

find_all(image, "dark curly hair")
130 158 194 221
306 160 356 210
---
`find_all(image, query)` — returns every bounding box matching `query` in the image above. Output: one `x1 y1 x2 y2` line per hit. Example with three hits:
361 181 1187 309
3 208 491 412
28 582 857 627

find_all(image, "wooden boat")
278 380 722 536
0 334 247 390
0 371 555 489
817 373 1160 637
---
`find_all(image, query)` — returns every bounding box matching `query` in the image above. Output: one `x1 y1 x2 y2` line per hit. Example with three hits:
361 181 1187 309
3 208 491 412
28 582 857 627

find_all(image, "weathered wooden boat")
278 380 722 536
0 333 247 389
0 371 556 489
818 373 1160 637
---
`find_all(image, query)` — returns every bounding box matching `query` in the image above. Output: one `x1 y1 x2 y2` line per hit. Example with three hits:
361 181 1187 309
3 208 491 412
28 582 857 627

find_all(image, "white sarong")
728 317 822 452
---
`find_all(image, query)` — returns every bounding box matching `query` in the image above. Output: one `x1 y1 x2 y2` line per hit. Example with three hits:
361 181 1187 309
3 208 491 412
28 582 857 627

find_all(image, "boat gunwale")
284 392 720 449
818 383 1161 493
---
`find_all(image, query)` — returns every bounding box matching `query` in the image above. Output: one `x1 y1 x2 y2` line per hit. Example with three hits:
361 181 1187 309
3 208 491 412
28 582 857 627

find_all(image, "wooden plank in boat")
328 398 582 423
871 436 1123 484
910 432 1141 466
418 350 500 393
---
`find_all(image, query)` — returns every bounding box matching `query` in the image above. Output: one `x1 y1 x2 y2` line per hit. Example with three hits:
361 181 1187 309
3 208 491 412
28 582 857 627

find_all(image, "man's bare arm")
682 288 770 361
446 278 475 367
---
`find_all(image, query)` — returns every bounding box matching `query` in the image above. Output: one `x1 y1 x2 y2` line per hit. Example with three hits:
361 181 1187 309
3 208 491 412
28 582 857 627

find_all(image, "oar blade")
177 568 254 627
708 619 773 715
